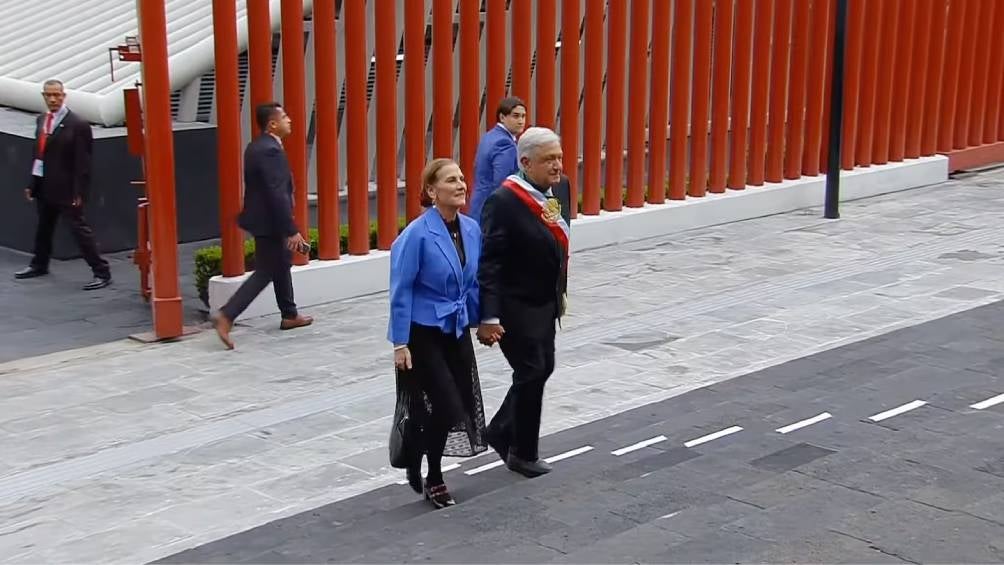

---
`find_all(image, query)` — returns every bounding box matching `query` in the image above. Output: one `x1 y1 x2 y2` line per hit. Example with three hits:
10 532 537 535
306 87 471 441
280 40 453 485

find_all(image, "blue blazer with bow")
468 124 518 225
388 208 482 345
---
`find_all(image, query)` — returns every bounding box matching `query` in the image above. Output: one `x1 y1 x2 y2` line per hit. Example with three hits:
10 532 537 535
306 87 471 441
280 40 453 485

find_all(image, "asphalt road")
161 300 1004 564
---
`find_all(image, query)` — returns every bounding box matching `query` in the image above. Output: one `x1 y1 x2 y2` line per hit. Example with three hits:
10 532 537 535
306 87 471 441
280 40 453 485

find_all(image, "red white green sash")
501 174 570 254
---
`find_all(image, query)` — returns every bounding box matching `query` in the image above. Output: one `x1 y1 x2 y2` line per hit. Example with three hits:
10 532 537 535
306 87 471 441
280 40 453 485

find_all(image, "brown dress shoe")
280 315 313 330
212 313 235 350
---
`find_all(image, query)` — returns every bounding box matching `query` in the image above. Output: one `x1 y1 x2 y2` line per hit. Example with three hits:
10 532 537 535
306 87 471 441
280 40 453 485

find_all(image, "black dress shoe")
82 277 111 291
505 454 553 478
423 480 456 509
485 429 509 463
405 465 423 494
14 266 48 279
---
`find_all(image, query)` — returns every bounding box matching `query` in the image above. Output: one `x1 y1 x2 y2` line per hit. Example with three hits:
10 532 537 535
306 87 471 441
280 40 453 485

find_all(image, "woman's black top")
444 215 466 267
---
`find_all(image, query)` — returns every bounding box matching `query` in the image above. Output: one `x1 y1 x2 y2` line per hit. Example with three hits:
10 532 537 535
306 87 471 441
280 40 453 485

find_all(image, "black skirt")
405 323 488 458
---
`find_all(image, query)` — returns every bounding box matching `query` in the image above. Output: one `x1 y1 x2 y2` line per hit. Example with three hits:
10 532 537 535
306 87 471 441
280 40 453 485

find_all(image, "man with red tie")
15 79 110 290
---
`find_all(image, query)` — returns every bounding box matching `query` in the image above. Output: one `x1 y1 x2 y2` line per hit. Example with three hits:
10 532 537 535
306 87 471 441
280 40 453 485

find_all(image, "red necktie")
38 112 53 155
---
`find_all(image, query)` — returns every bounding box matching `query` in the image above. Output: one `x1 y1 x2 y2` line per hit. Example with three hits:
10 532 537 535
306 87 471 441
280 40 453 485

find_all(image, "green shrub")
193 218 409 307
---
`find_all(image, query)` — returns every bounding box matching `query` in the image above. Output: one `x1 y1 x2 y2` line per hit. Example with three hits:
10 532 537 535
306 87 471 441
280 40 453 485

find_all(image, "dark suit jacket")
478 175 572 339
238 134 299 238
29 109 92 205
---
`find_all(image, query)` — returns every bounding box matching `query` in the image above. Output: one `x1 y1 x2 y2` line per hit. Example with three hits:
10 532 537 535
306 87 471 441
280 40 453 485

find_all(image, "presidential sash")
501 174 570 255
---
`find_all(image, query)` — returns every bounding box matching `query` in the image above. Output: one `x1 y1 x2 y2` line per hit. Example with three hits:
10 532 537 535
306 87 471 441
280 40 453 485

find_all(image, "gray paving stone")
249 461 373 505
550 522 692 564
749 443 837 474
829 499 1004 564
752 531 908 564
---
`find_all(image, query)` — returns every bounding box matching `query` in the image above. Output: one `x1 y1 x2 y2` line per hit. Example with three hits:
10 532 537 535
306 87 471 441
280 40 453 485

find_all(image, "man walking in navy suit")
468 97 526 224
212 102 313 349
16 79 111 290
477 127 572 478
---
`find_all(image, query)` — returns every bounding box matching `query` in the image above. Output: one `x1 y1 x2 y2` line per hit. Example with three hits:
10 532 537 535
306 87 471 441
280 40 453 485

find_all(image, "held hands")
286 232 307 252
476 323 505 347
394 346 413 370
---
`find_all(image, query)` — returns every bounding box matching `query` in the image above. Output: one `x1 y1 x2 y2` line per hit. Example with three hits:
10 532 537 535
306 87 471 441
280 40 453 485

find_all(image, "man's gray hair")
42 79 64 90
517 126 561 171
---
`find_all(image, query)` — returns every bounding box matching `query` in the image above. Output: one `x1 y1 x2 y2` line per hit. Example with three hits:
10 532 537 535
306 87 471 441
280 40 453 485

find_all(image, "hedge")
194 219 407 307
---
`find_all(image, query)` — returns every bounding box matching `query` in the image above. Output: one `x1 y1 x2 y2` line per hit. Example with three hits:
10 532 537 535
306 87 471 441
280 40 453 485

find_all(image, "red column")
709 0 734 192
841 0 866 170
748 0 774 185
280 0 308 265
922 0 949 155
819 0 836 171
669 0 693 200
213 0 244 277
344 0 369 254
581 0 603 215
625 0 650 207
873 0 899 164
535 0 557 128
648 0 672 203
138 0 182 339
688 0 713 196
954 0 980 149
604 0 628 211
986 0 1004 142
938 0 967 152
784 0 811 179
486 0 506 131
376 0 398 250
313 0 339 259
728 0 755 189
969 0 995 145
433 0 453 157
247 0 272 136
560 0 581 218
405 0 426 221
766 0 793 182
460 0 480 186
803 0 831 175
905 0 930 158
511 0 532 106
855 1 882 166
889 0 915 162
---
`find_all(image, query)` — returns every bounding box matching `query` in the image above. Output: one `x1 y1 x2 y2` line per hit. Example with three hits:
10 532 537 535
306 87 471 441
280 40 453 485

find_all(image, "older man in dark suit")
15 79 111 290
212 102 313 349
477 126 572 478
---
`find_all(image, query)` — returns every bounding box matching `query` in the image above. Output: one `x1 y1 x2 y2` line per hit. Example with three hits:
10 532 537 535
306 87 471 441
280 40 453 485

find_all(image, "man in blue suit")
467 97 526 224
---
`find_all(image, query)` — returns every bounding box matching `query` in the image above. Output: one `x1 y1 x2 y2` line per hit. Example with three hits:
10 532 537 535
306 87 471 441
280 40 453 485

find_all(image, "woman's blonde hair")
420 158 457 207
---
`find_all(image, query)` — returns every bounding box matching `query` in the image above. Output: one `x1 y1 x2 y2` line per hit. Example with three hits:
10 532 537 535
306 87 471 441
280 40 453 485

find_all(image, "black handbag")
389 368 422 469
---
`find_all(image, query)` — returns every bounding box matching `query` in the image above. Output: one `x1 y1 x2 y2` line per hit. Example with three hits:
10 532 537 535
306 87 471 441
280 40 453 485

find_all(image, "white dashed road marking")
545 446 595 464
464 460 505 476
684 426 743 448
970 392 1004 410
776 412 833 434
611 435 668 456
869 400 927 422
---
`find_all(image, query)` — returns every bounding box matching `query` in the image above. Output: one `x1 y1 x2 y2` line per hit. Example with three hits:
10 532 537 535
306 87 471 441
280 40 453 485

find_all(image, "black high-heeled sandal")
423 480 456 509
405 465 423 494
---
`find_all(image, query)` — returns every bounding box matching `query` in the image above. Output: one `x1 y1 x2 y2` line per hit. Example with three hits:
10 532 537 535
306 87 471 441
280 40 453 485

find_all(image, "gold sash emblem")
543 197 562 224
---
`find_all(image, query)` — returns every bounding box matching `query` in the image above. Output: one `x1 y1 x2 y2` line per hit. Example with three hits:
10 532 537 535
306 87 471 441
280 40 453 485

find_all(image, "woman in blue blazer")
388 158 494 508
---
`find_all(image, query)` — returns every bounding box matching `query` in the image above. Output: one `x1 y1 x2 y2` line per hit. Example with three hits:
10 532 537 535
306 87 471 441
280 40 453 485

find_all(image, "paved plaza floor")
1 167 1004 563
0 241 206 363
